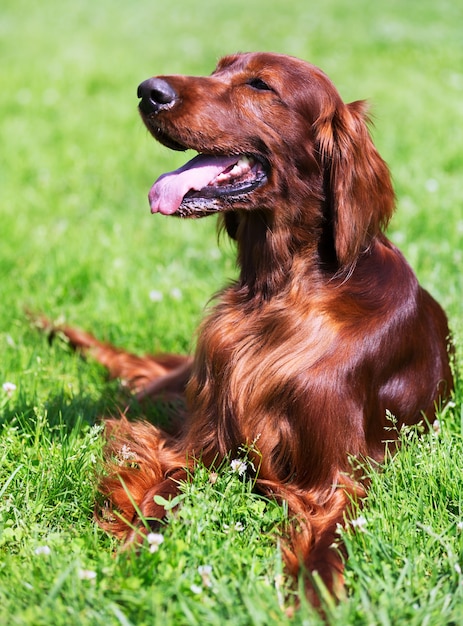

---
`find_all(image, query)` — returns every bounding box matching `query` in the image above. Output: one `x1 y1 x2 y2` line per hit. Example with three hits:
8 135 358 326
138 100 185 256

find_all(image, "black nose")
137 78 178 114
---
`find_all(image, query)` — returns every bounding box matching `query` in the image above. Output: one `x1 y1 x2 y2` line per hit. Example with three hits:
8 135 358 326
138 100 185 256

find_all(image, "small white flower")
118 444 135 463
457 521 463 532
190 584 202 594
2 382 16 397
432 419 441 435
78 569 97 580
149 290 163 302
230 459 247 476
208 472 218 485
34 545 51 556
198 564 213 588
350 515 368 532
223 521 244 533
147 532 164 553
170 288 182 300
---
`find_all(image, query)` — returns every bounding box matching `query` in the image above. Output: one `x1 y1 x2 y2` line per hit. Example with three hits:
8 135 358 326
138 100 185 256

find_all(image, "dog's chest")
199 294 339 403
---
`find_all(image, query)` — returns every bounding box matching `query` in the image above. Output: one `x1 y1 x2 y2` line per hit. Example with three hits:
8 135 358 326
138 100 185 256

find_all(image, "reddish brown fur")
52 53 453 602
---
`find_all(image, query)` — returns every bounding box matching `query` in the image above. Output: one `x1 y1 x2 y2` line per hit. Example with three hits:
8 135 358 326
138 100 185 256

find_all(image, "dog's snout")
137 78 178 114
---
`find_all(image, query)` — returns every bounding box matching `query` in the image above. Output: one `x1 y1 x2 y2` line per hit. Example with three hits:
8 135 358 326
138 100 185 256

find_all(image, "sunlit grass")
0 0 462 623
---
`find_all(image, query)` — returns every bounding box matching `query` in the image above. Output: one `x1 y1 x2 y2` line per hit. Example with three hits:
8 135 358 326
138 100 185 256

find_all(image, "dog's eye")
248 78 273 92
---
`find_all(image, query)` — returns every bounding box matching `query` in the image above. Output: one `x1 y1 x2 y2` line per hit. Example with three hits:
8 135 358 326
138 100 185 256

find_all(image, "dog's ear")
316 100 395 267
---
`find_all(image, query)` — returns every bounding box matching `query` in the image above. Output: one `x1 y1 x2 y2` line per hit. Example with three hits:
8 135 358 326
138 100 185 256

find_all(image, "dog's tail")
31 313 192 399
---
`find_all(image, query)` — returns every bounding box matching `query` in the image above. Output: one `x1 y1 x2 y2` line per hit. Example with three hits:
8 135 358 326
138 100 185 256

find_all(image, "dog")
49 52 453 601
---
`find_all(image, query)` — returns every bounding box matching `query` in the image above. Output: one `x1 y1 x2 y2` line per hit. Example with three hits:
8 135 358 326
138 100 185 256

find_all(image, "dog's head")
138 52 394 267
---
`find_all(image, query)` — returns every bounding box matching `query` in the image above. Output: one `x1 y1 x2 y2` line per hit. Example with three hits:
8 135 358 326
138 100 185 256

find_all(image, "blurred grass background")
1 0 462 624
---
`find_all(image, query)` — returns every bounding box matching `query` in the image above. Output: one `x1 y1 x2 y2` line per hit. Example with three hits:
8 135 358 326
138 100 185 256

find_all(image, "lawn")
1 0 463 623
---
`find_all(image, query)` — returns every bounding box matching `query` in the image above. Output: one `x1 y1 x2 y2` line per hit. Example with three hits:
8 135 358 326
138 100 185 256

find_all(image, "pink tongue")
149 154 239 215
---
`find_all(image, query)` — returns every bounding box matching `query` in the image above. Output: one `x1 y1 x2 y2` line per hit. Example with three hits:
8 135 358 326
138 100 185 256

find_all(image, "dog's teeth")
215 156 253 184
238 156 252 167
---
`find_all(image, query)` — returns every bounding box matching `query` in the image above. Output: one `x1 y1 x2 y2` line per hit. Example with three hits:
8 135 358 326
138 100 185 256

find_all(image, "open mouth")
148 154 268 217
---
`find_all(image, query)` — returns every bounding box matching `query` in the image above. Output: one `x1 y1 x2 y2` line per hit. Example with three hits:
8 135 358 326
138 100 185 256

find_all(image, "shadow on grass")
0 381 186 439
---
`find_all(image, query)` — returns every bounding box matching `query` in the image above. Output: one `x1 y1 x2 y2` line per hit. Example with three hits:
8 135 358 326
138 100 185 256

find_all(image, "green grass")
1 0 463 623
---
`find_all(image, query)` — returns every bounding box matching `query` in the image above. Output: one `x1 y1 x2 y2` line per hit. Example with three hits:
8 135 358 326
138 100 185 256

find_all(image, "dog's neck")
229 209 324 301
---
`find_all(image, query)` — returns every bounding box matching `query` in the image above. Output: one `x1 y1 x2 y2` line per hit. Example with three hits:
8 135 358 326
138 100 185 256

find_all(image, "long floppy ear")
316 100 395 267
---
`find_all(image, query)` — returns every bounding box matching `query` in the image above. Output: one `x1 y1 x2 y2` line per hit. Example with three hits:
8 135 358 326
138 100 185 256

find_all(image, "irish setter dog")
53 52 453 601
